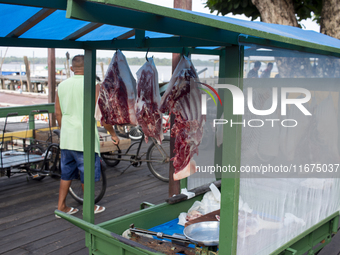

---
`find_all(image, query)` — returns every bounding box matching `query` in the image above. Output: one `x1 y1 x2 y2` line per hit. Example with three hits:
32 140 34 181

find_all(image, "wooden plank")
6 8 56 38
47 239 88 255
184 210 220 227
23 56 31 92
22 227 84 253
99 132 131 153
2 248 29 255
1 126 59 140
63 22 103 41
30 228 85 255
166 180 221 204
48 48 56 126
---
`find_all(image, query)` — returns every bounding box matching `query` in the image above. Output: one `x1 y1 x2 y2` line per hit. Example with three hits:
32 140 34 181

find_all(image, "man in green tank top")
55 55 119 216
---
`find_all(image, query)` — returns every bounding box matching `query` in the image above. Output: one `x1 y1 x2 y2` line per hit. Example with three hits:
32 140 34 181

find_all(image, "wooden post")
23 56 31 92
169 0 192 197
66 52 70 78
0 78 4 90
100 62 105 81
9 81 14 90
48 48 56 126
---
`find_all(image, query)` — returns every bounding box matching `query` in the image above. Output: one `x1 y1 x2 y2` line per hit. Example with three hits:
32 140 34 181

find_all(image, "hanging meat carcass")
96 50 137 126
160 56 205 178
135 58 163 144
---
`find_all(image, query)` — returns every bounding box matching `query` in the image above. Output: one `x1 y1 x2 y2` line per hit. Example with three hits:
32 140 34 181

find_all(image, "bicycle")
0 113 106 205
0 111 61 182
101 129 171 182
127 115 170 141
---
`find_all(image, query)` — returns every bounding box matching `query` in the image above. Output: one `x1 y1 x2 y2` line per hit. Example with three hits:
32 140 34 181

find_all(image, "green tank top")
58 75 100 154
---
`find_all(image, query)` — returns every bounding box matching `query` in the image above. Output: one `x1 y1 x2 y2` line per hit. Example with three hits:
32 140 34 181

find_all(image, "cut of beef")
97 50 137 126
135 58 163 144
160 56 205 174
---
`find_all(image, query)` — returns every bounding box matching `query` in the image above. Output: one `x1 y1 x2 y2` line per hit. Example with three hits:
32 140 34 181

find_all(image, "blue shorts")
60 149 101 183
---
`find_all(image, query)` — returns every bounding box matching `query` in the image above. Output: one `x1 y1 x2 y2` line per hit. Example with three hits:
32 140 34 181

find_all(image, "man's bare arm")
55 92 62 128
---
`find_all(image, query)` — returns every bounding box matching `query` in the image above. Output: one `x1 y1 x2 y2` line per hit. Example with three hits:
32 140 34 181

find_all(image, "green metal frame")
218 45 244 255
275 212 339 255
0 103 55 130
83 49 97 250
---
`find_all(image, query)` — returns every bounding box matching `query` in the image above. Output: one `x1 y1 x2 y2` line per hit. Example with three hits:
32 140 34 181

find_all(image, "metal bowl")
183 221 220 246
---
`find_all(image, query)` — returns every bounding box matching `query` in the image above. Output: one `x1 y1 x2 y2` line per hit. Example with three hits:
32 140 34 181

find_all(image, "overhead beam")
6 8 56 38
66 0 240 45
83 44 220 55
116 29 134 40
0 0 67 9
84 37 229 49
63 22 103 40
0 37 84 48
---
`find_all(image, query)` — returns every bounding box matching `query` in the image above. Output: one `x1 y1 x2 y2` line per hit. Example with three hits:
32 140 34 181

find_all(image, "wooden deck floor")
2 139 340 255
0 141 168 255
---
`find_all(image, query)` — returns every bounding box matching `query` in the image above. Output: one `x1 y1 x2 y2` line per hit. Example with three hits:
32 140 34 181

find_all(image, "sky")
0 0 320 61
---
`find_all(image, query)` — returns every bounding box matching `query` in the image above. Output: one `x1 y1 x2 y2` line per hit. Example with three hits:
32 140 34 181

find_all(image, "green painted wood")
0 37 84 49
0 103 55 117
180 178 187 190
134 29 145 48
83 42 220 55
83 49 96 227
66 0 240 45
239 35 340 58
214 50 226 181
218 45 243 255
85 37 229 49
0 0 67 9
271 212 339 255
53 210 157 255
83 0 340 55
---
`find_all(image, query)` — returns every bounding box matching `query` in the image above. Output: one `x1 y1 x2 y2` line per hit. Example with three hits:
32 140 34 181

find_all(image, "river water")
1 63 218 83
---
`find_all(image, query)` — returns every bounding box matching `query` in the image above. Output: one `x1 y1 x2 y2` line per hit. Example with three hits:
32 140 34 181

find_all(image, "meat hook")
145 48 150 62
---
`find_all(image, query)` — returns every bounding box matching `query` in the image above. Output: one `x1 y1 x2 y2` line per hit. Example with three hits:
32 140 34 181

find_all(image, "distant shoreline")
1 56 216 67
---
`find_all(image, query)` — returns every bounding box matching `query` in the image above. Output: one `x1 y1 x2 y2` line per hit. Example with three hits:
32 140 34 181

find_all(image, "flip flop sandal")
94 205 105 214
55 207 79 218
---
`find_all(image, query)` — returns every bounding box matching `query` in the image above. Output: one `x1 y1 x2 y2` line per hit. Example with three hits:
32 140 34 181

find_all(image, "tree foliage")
205 0 322 26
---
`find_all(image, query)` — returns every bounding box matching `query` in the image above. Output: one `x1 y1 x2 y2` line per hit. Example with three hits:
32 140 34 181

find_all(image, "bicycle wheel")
101 149 121 167
68 163 107 204
146 138 170 182
26 144 46 181
129 126 143 141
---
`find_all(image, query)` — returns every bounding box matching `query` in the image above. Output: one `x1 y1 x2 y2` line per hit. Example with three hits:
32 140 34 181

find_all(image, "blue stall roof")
0 0 339 57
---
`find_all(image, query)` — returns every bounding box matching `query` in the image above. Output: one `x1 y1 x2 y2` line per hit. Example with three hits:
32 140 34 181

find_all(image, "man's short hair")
254 61 261 68
72 55 84 68
267 62 273 67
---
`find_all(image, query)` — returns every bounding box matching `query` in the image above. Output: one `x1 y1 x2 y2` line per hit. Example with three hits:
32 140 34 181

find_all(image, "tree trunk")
251 0 298 26
320 0 340 40
251 0 315 78
318 0 340 78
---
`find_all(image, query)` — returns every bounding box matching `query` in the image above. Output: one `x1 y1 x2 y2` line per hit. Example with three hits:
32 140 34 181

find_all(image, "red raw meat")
97 50 137 126
160 56 205 173
135 58 163 144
